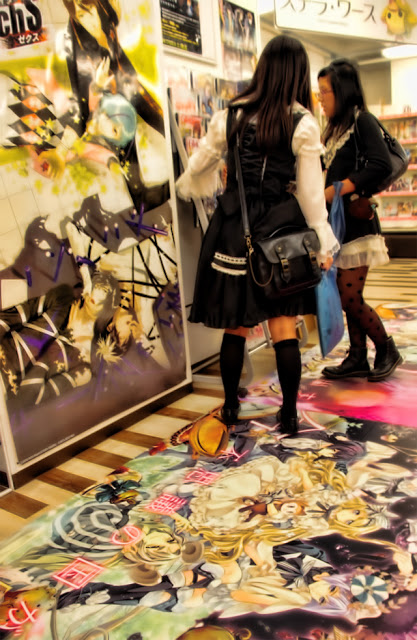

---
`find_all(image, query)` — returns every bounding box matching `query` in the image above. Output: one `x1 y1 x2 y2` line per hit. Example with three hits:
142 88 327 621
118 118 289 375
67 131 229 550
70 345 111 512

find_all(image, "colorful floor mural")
1 307 417 640
244 304 417 429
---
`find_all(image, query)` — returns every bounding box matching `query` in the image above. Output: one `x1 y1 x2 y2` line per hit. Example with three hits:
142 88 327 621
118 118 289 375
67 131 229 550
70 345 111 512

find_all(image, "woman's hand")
320 255 333 271
324 185 335 204
325 179 356 204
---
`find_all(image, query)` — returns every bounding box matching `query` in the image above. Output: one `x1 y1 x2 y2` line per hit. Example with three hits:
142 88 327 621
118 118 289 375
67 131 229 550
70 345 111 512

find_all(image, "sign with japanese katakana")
275 0 417 43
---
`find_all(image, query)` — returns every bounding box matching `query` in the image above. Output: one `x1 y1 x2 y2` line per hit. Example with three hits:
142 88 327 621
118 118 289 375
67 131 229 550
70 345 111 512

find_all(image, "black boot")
276 408 299 436
322 347 370 379
221 403 240 425
368 337 403 382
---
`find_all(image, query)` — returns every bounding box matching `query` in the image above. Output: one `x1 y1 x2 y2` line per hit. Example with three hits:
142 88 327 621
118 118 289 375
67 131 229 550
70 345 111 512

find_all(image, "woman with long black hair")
176 35 338 434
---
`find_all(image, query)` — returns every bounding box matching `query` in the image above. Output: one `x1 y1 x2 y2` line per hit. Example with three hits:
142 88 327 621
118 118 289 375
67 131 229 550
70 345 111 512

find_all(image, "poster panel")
0 0 188 464
160 0 202 54
219 0 257 80
275 0 417 44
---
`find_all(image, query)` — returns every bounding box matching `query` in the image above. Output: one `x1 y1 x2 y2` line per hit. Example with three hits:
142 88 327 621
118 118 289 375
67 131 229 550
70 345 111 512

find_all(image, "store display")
376 112 417 231
166 64 250 218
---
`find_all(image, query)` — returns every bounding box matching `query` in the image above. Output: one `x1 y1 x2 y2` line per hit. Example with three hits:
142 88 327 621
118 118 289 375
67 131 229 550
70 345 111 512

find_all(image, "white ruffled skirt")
335 234 389 270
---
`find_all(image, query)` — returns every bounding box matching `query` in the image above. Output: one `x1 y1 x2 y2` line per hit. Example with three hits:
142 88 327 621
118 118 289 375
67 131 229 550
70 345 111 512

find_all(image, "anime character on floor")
81 467 146 506
176 625 251 639
0 271 119 409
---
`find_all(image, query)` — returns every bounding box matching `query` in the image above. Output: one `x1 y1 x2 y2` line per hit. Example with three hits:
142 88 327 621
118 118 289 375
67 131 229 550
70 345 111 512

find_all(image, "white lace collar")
323 124 354 170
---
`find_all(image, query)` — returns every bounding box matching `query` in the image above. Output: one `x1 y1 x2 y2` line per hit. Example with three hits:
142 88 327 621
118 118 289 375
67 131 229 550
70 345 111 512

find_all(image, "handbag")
353 113 409 194
315 182 345 356
315 265 345 357
348 194 378 221
330 181 346 243
234 138 322 300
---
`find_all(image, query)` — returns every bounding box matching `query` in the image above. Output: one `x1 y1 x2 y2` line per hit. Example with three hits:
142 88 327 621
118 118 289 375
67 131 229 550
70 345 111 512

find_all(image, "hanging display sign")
275 0 417 44
160 0 202 54
0 0 188 466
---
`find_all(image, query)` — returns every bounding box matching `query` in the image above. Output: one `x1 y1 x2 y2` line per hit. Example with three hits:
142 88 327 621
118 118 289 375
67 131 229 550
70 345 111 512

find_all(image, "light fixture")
382 44 417 59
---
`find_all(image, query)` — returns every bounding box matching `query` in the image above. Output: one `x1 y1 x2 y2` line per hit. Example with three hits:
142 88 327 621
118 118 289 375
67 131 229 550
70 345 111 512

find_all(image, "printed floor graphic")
1 307 417 640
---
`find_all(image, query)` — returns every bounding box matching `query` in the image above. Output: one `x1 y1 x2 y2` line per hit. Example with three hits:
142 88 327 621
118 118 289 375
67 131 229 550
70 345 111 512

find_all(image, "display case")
376 112 417 233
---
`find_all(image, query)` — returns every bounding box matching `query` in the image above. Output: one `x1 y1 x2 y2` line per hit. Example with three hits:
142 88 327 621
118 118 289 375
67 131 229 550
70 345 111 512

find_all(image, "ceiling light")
382 44 417 59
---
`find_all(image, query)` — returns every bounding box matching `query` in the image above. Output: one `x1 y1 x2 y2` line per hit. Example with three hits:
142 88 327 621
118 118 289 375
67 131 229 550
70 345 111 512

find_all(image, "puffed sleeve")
292 112 339 261
176 109 228 201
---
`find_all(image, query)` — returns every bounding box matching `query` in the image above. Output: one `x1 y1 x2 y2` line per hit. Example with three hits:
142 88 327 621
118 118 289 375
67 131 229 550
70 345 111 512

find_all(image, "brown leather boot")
368 337 403 382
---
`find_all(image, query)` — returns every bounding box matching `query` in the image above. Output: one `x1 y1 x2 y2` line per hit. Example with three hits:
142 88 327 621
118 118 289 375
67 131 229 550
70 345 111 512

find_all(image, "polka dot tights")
337 266 388 349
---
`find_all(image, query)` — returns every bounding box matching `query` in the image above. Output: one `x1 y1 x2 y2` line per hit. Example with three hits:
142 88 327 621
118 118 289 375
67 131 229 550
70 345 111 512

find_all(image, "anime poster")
0 0 188 464
219 0 257 81
2 346 417 638
160 0 202 54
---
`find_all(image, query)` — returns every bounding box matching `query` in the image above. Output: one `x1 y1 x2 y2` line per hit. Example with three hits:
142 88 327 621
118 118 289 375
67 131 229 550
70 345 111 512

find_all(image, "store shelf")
377 112 417 235
380 217 417 223
379 190 417 197
380 112 417 120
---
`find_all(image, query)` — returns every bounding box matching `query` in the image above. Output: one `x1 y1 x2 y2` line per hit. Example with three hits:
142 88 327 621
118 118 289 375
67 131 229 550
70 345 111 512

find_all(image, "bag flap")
256 228 320 264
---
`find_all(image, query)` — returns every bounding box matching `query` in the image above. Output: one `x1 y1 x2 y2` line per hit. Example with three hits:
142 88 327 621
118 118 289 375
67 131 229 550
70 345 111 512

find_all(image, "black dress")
189 110 317 329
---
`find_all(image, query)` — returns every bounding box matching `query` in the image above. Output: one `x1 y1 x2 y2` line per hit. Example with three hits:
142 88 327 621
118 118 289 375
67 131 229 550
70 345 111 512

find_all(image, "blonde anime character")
186 450 413 578
188 452 347 534
381 0 417 36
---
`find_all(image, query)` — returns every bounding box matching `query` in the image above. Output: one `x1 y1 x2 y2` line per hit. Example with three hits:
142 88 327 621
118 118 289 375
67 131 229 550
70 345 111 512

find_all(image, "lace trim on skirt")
211 252 247 276
335 234 389 269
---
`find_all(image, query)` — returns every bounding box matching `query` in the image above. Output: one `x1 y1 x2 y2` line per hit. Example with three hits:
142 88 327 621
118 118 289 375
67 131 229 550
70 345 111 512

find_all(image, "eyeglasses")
315 89 333 99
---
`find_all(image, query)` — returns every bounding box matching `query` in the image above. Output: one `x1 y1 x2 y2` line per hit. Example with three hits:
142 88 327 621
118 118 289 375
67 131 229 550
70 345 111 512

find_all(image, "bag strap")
353 111 397 167
234 134 253 254
352 113 361 173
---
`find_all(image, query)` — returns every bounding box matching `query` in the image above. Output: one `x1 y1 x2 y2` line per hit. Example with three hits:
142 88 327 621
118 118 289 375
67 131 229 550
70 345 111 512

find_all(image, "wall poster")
0 0 188 466
160 0 202 54
219 0 257 81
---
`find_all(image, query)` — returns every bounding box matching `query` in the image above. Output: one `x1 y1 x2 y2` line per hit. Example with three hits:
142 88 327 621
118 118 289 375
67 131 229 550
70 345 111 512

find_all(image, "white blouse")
176 106 339 262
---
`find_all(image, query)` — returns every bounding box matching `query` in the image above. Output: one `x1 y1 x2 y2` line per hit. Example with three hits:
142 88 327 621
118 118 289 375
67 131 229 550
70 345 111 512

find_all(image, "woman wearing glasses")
317 59 402 382
176 35 338 435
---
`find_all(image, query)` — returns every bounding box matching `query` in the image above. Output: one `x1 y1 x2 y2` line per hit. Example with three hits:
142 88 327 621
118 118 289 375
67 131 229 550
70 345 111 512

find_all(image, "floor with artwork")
0 258 416 640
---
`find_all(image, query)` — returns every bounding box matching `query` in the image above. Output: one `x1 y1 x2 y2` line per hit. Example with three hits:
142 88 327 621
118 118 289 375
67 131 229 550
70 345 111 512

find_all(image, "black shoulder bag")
348 113 409 221
234 135 322 300
353 113 409 194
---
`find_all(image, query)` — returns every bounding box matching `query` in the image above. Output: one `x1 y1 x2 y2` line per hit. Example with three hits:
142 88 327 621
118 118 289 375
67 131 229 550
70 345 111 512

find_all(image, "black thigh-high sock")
220 333 246 409
274 339 301 419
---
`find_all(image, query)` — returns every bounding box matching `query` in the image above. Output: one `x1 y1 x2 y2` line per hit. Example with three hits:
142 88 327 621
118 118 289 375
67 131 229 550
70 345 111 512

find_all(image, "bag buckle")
304 238 318 266
280 256 290 280
309 251 318 266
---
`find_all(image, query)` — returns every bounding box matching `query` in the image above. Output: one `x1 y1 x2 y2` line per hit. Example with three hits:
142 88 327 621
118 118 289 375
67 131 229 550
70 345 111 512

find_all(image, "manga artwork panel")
0 1 188 463
1 405 417 639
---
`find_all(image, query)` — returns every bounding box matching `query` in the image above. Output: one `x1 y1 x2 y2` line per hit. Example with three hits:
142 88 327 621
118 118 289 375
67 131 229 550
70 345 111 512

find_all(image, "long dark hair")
229 34 313 153
318 58 368 144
